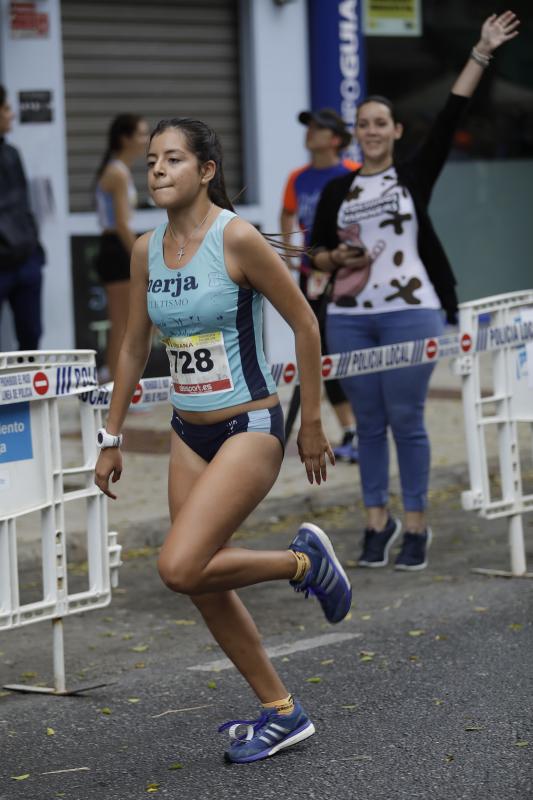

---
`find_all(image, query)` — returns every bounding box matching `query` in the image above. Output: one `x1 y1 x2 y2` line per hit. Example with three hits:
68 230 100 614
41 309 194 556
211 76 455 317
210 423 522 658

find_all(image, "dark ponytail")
95 113 143 182
149 118 235 211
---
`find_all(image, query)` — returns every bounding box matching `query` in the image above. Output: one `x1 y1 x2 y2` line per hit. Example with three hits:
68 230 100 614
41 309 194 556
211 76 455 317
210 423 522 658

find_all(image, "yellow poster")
363 0 421 36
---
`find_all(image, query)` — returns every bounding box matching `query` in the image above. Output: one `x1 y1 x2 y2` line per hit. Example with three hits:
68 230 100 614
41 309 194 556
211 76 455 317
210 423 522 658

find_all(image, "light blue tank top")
147 209 277 412
95 160 137 229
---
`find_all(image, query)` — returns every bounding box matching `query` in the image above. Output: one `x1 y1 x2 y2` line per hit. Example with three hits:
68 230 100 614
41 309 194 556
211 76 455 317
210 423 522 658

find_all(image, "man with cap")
280 108 360 461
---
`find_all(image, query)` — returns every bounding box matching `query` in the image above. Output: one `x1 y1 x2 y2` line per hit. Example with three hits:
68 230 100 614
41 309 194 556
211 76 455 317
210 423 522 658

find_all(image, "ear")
200 160 216 183
394 122 403 141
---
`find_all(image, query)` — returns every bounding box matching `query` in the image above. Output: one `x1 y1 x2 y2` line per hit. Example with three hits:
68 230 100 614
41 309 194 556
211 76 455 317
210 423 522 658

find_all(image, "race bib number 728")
162 331 234 395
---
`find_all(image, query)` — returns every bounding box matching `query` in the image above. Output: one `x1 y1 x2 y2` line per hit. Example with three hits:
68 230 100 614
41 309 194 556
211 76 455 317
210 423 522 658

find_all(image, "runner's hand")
95 448 123 500
297 420 335 485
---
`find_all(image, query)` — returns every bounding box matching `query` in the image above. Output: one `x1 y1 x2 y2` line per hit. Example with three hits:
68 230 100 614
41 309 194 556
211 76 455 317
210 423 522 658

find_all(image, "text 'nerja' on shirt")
146 209 277 412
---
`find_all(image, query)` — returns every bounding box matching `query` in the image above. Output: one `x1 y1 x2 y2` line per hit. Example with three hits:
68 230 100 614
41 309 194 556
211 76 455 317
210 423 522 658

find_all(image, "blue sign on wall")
308 0 366 158
0 402 33 463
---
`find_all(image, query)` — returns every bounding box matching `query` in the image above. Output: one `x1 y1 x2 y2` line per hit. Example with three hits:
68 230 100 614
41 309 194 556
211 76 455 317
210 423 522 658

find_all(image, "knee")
157 553 201 596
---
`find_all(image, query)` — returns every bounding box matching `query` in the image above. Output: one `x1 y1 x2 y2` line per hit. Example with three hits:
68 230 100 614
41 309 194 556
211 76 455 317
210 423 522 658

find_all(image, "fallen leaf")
281 657 289 662
146 782 160 793
41 767 90 776
207 680 217 689
135 662 145 669
344 612 353 621
0 690 11 697
345 560 358 568
509 623 523 632
474 607 488 613
360 614 372 621
341 704 357 710
359 652 375 663
434 635 447 641
10 774 30 781
445 754 455 763
151 704 213 718
103 616 113 622
306 676 322 683
174 619 196 626
131 644 149 653
409 655 420 662
464 725 483 732
433 699 445 706
46 727 55 736
515 740 529 748
101 707 112 715
21 671 37 680
168 763 184 770
128 698 140 704
408 630 425 637
321 659 334 665
122 634 133 640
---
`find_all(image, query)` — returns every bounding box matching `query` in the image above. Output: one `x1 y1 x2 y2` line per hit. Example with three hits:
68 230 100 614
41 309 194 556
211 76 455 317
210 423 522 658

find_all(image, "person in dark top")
310 11 520 571
0 84 45 350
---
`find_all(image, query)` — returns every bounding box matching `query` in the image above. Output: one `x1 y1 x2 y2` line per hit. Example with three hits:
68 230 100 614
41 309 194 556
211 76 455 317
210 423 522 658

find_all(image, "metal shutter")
61 0 243 212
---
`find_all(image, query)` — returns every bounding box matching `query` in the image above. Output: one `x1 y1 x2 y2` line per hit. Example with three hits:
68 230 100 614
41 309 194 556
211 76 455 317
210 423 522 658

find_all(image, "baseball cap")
298 108 352 148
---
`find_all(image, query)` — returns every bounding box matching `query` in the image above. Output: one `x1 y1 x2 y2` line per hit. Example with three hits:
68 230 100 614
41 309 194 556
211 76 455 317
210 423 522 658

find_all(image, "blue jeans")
326 309 444 512
0 249 43 350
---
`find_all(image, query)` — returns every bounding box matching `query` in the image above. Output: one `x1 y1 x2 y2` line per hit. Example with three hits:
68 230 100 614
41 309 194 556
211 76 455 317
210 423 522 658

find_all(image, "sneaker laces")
218 711 271 742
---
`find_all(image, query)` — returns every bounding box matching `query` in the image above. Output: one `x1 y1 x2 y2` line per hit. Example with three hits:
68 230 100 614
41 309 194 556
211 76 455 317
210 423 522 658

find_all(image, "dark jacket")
311 93 470 323
0 136 43 269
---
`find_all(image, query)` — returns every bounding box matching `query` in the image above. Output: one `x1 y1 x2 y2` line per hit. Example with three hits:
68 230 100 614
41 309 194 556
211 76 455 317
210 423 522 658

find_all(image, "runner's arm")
225 219 334 484
104 232 153 436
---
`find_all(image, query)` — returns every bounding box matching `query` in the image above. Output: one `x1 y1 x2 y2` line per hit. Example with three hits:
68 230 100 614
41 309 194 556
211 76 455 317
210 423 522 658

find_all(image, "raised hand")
479 10 520 55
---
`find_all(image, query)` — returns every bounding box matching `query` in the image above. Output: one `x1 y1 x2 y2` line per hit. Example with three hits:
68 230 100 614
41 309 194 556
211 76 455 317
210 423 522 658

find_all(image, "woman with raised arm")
311 12 520 571
94 118 352 764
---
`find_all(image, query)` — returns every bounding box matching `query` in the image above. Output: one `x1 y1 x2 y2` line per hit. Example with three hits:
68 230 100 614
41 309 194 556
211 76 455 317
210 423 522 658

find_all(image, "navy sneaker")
394 529 432 571
358 516 402 567
333 432 359 463
219 699 315 763
289 522 352 624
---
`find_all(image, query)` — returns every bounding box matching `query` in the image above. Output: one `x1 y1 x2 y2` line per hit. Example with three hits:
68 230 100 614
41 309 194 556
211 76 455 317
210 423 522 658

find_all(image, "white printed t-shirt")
329 166 441 315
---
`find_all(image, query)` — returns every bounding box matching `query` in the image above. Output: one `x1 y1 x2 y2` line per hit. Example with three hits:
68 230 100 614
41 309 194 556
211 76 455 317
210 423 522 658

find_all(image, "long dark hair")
149 117 304 261
95 113 143 181
149 117 235 212
0 85 6 106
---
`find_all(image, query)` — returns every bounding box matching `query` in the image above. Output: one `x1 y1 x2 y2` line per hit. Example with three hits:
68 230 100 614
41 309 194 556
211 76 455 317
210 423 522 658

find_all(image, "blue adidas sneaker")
289 522 352 624
219 699 315 763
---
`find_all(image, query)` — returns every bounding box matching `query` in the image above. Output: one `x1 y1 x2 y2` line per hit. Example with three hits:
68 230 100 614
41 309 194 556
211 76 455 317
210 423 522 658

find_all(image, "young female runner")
94 117 352 763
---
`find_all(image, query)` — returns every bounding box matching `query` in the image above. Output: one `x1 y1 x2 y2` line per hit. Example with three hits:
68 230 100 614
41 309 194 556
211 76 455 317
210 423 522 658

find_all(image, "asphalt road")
1 492 532 800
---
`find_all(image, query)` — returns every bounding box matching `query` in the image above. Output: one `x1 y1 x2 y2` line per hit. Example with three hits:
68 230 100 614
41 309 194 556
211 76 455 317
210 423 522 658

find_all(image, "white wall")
246 0 310 362
0 0 73 351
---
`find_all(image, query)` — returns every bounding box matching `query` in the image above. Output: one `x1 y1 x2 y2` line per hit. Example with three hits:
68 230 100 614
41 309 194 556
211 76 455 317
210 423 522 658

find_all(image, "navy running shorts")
170 403 285 462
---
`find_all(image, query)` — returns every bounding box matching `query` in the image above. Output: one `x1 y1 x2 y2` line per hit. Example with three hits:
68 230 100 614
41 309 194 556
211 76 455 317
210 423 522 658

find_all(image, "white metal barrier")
455 290 533 577
0 350 121 694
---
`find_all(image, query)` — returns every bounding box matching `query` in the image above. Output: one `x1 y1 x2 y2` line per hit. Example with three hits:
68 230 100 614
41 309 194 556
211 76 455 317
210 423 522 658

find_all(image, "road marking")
188 631 362 672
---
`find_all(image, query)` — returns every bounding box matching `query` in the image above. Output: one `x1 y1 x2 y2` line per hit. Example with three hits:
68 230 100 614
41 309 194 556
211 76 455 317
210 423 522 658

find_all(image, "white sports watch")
96 428 123 449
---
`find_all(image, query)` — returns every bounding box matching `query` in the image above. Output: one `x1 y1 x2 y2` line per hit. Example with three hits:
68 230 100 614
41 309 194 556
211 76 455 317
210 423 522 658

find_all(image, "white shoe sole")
268 721 316 756
358 518 402 567
300 522 352 594
394 528 433 571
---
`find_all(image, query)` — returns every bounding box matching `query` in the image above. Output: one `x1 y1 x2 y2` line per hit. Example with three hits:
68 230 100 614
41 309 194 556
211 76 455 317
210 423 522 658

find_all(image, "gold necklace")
167 204 214 263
